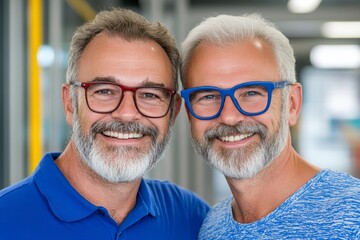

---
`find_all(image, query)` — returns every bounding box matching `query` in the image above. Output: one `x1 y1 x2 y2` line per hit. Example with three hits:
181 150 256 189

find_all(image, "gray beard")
72 113 173 183
191 104 289 180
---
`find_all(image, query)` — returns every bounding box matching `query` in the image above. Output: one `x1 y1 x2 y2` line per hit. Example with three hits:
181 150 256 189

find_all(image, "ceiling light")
310 45 360 69
322 22 360 38
287 0 322 13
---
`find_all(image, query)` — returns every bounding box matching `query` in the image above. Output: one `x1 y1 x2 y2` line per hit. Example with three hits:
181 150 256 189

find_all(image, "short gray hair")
180 13 296 88
66 8 180 91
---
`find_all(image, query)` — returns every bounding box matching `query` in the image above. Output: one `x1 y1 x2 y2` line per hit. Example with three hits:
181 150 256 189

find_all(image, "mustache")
90 121 159 140
204 123 268 141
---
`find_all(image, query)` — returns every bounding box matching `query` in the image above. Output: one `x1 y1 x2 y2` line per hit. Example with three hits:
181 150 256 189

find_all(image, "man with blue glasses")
180 13 360 239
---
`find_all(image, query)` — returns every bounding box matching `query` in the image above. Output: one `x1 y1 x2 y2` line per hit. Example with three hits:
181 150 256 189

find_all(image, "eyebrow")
89 76 167 88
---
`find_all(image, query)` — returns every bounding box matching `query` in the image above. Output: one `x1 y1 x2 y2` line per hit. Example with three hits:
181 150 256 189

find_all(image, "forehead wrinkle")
89 76 166 88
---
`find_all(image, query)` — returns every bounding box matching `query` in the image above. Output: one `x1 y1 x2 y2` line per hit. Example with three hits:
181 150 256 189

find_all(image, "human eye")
141 92 157 99
88 84 119 99
190 90 221 104
137 88 170 103
245 89 261 97
237 86 267 100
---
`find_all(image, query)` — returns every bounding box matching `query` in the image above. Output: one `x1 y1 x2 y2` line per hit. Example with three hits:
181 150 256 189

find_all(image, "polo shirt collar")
137 178 160 217
34 153 97 222
34 153 159 223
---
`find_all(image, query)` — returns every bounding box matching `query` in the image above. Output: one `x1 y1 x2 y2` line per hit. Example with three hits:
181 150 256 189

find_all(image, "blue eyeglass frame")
181 80 293 120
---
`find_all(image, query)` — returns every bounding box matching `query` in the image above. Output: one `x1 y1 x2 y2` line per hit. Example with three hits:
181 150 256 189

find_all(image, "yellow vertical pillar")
28 0 43 173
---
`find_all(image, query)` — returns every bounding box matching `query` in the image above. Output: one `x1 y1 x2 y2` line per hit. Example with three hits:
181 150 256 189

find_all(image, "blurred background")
0 0 359 205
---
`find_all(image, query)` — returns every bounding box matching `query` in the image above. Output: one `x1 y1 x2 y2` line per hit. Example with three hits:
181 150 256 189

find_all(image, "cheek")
267 102 286 133
190 118 209 139
77 109 91 133
76 102 102 133
270 93 283 110
250 99 282 136
151 117 171 138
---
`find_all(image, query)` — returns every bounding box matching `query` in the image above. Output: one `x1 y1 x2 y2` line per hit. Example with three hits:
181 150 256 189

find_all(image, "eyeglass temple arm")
274 81 293 88
70 81 82 87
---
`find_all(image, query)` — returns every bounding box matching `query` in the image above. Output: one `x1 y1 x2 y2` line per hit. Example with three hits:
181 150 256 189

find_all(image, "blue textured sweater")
199 169 360 239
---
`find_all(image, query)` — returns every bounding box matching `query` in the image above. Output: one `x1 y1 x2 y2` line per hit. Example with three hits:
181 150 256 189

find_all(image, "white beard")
72 113 172 183
192 100 289 180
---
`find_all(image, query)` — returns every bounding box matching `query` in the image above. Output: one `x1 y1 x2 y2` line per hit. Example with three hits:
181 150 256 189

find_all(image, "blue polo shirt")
0 153 209 240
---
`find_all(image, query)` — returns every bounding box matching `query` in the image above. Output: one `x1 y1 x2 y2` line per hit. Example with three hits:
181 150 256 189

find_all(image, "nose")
110 92 142 120
217 96 245 125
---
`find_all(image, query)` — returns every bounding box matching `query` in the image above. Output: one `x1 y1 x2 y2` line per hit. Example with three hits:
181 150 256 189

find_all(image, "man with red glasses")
180 13 360 238
0 8 209 239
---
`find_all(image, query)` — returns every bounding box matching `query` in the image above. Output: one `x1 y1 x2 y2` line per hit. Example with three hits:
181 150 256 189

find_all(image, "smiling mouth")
102 131 144 139
219 133 255 142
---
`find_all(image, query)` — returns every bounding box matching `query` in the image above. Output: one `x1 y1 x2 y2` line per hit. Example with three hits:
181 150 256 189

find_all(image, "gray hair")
66 8 180 91
180 13 296 88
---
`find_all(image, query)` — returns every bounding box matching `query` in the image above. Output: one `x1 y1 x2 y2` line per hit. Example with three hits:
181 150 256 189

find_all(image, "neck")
227 140 320 224
56 140 141 225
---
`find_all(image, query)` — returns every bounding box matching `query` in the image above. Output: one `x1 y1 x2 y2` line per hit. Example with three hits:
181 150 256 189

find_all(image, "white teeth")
103 131 143 139
220 133 253 142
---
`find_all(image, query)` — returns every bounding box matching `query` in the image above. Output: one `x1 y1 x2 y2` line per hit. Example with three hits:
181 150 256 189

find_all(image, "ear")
62 84 75 126
288 83 302 126
173 93 182 120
